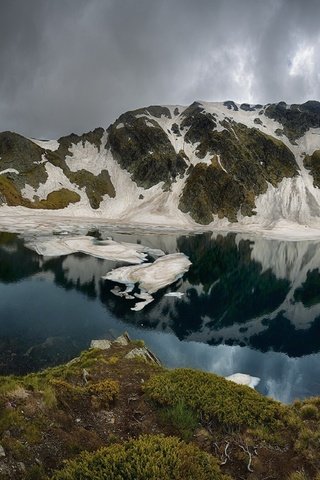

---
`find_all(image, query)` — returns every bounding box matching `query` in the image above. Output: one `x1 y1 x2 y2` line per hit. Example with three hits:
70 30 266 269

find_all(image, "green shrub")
87 379 119 405
300 404 319 420
144 368 288 432
51 378 119 409
161 399 198 440
51 434 231 480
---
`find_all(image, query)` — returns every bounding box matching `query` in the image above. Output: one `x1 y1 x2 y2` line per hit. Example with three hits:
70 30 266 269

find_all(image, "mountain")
1 100 320 230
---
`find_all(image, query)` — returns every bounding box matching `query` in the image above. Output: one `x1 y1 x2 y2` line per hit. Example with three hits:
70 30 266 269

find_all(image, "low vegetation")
52 434 230 480
144 368 289 435
0 336 319 479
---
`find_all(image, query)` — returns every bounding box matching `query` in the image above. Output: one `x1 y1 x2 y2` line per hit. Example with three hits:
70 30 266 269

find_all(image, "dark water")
1 229 320 403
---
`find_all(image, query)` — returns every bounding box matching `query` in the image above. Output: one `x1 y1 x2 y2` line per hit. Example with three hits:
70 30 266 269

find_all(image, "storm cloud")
0 0 320 138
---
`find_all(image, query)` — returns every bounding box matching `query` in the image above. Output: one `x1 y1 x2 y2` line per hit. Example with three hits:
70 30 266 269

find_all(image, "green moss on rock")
34 189 81 209
68 170 115 209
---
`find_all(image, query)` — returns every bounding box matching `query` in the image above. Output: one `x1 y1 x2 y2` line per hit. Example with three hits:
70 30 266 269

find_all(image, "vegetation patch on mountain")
0 176 81 210
180 102 217 143
0 129 114 210
179 122 298 223
304 150 320 188
108 114 187 189
0 132 48 191
265 101 320 142
45 130 115 209
33 189 81 209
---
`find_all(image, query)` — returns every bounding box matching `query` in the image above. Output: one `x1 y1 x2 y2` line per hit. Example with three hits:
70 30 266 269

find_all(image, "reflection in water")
1 230 320 402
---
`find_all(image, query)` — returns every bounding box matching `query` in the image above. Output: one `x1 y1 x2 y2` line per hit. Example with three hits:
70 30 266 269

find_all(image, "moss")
144 368 288 434
0 175 29 206
67 170 115 209
51 434 230 480
34 189 81 209
0 174 80 210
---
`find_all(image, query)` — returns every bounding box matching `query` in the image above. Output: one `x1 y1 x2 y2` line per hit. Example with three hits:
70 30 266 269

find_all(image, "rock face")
1 100 320 228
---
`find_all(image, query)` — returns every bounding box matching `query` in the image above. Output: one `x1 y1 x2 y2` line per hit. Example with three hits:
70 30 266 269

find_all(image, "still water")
1 229 320 403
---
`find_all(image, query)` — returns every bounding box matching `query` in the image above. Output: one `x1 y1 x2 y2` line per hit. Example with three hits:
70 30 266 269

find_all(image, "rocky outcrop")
1 100 320 228
179 122 298 223
107 110 188 189
265 101 320 142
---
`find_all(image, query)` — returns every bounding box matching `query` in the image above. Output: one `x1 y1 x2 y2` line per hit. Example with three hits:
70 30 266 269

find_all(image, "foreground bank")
0 334 319 479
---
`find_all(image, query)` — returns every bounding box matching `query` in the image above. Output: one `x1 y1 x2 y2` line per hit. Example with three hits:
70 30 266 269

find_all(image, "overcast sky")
0 0 320 138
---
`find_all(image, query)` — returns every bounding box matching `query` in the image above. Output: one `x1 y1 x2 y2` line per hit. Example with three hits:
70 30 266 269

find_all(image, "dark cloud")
0 0 319 138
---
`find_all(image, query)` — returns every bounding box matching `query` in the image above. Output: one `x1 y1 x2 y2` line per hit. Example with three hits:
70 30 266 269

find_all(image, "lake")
1 228 320 403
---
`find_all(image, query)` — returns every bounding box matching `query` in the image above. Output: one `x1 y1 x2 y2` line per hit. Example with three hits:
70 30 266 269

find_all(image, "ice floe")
25 235 165 264
225 373 260 389
103 253 191 310
164 292 184 298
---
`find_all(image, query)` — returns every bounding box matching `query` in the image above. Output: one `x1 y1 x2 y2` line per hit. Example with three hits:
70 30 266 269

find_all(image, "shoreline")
1 208 320 241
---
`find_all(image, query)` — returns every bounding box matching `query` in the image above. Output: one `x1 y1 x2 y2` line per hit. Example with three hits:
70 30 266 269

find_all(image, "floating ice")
103 253 191 310
25 235 165 264
225 373 260 389
164 292 184 298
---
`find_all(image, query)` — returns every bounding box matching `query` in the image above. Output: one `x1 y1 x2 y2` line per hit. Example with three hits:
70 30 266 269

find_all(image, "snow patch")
0 168 19 175
30 139 59 151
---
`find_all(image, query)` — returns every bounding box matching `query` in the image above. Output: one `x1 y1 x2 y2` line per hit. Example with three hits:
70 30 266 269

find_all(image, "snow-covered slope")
1 100 320 234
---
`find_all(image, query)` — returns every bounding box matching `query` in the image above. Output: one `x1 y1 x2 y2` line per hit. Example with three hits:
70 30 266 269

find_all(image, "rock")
113 333 130 346
194 427 211 439
17 462 26 473
82 368 90 383
125 347 161 366
90 339 112 350
0 445 5 457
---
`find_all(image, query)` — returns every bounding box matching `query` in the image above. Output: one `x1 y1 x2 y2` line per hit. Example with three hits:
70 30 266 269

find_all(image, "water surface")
1 229 320 403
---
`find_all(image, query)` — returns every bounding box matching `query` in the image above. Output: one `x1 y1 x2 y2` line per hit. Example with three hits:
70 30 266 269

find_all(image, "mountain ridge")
1 100 320 232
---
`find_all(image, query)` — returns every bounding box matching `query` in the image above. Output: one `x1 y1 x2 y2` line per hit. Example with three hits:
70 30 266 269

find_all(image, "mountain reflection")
1 230 320 366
